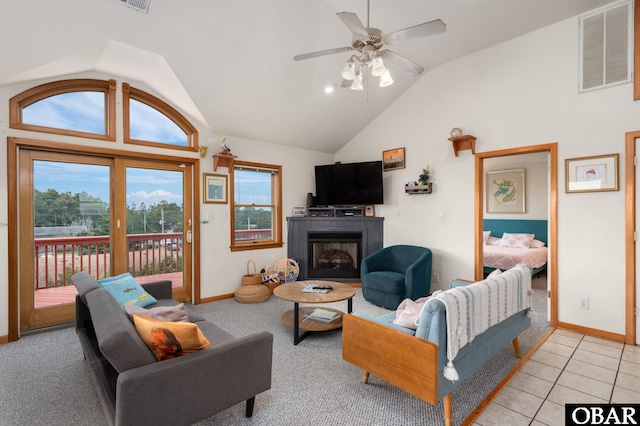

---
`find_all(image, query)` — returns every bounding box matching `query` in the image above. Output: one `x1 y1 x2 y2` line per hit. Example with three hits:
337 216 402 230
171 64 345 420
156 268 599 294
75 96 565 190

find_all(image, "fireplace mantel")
287 217 383 282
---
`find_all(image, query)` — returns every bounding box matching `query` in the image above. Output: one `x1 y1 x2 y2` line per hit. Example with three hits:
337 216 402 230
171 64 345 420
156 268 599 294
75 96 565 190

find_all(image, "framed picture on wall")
486 169 526 214
203 173 227 204
565 153 619 193
382 147 405 171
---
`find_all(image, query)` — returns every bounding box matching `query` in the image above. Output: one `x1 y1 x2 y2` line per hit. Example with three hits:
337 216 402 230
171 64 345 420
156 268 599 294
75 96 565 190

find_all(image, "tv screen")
315 161 384 206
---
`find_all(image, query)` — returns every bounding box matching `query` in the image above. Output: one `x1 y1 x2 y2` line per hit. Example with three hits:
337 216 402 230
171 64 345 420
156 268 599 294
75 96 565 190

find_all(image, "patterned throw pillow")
124 303 189 322
393 296 431 330
499 233 535 249
483 231 491 244
98 273 157 308
133 315 211 361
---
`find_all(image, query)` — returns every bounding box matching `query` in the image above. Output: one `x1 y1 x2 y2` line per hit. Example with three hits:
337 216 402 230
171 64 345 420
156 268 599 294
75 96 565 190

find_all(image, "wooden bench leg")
443 393 452 426
512 337 521 359
362 371 370 384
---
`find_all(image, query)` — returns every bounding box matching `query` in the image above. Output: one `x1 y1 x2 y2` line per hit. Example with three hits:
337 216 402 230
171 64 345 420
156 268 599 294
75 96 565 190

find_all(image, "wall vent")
116 0 150 13
579 1 631 92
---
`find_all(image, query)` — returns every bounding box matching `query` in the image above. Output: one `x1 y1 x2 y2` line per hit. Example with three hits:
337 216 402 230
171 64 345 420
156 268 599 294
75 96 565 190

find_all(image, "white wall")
0 72 333 337
337 15 640 335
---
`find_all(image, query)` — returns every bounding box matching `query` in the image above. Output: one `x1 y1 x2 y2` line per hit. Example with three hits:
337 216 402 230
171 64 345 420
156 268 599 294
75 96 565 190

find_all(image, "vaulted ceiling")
0 0 616 153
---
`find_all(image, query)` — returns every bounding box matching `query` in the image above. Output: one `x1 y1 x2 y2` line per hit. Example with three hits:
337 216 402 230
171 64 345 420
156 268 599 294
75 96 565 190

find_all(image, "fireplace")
286 216 383 282
308 232 362 279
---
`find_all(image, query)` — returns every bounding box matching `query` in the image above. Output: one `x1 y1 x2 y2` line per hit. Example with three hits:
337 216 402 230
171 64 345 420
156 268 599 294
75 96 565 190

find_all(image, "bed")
483 219 548 277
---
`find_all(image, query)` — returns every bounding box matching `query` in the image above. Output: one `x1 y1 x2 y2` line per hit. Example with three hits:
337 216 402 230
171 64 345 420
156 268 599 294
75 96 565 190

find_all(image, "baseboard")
557 321 626 343
199 292 234 304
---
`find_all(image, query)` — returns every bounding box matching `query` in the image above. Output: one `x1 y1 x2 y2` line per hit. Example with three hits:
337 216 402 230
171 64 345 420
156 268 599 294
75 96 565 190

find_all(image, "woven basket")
241 260 263 285
264 279 281 294
234 284 270 303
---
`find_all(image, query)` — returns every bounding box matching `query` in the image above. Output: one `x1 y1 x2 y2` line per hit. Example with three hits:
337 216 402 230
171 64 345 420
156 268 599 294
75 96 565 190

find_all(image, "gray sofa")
71 272 273 426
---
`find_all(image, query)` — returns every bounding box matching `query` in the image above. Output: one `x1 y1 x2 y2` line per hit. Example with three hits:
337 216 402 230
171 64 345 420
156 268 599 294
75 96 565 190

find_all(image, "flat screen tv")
315 160 384 206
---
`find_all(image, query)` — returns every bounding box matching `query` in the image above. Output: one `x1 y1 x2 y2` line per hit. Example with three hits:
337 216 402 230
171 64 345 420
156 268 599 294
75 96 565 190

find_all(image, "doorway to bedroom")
475 143 558 327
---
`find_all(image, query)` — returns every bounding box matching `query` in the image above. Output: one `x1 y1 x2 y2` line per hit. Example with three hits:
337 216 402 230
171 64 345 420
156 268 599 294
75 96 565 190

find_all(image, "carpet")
0 277 548 426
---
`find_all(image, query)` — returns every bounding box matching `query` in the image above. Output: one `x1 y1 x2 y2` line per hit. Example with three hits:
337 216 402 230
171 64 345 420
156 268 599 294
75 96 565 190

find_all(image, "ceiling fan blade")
293 47 354 61
337 12 369 38
380 50 425 76
382 19 446 46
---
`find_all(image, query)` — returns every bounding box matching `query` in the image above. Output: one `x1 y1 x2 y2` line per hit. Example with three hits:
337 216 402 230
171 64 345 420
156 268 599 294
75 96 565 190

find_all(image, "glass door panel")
20 151 112 329
124 164 191 301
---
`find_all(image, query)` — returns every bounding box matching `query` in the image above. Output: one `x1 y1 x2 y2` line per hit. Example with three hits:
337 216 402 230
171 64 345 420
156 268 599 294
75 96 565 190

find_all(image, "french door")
18 148 193 331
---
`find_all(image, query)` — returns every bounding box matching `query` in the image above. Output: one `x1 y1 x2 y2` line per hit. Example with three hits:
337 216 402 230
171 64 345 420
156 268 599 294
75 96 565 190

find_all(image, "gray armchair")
360 245 432 310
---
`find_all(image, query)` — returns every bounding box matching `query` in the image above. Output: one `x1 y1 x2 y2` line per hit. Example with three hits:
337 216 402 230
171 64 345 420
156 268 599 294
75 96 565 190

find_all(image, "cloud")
127 189 182 207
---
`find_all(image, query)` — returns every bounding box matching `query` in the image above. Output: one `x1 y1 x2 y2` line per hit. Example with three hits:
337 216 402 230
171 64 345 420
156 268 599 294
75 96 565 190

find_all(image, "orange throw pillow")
133 315 211 361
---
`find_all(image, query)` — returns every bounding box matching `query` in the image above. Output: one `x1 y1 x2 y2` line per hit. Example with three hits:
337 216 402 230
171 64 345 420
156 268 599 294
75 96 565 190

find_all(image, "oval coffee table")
273 280 355 345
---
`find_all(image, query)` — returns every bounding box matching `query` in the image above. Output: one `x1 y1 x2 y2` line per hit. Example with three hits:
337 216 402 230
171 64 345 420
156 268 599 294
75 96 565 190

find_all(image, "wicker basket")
264 278 281 294
241 260 263 285
234 284 270 303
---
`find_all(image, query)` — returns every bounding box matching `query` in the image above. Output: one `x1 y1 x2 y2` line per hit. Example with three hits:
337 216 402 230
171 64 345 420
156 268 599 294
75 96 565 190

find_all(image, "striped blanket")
434 266 532 381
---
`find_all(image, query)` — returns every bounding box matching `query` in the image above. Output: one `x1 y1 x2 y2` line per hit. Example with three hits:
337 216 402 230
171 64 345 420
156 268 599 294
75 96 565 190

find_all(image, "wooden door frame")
474 143 558 327
625 131 639 345
7 137 201 341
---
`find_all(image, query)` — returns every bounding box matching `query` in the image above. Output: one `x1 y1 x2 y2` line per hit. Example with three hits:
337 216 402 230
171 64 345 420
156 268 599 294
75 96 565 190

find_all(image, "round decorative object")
450 127 463 137
234 284 270 303
274 258 300 282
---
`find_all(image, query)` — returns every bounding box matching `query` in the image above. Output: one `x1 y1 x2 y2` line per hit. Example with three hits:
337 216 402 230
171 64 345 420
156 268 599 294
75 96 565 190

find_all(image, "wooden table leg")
443 393 452 426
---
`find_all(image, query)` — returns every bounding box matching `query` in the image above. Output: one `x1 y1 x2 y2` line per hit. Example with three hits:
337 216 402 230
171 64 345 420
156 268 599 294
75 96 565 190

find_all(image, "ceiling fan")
293 0 446 90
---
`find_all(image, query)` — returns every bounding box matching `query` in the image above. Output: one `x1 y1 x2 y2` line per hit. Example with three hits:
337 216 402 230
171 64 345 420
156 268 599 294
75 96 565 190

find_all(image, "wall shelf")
448 134 476 157
213 152 237 171
405 183 432 194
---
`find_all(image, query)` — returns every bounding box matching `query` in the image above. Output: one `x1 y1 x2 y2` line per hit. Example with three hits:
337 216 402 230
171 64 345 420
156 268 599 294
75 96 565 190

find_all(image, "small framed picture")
565 153 619 193
364 205 375 217
203 173 227 204
382 147 405 171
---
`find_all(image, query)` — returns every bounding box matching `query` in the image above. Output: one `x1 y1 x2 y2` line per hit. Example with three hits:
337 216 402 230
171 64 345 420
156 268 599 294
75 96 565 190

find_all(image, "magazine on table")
302 284 333 294
303 308 340 323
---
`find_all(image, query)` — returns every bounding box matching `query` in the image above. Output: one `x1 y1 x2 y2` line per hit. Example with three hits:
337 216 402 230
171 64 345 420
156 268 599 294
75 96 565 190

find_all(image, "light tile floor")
474 328 640 425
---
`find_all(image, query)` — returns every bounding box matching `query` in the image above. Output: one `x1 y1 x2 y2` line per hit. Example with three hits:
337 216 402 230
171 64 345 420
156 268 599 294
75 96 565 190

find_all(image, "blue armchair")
360 245 432 310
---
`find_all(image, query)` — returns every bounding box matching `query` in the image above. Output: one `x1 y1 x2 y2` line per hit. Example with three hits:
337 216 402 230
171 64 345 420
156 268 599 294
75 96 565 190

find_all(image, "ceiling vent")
579 1 631 92
116 0 150 13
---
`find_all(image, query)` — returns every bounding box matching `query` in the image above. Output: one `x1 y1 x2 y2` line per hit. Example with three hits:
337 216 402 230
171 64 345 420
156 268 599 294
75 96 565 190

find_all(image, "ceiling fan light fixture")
371 56 387 77
350 71 364 91
379 69 394 87
341 61 356 80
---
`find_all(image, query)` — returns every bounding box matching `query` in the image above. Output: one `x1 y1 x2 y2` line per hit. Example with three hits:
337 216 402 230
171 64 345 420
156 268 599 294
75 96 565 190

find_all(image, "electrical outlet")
433 272 440 284
579 297 589 310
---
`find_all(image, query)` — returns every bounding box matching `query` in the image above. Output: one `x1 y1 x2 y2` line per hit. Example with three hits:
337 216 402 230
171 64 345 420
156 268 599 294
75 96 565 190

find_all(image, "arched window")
123 83 198 152
9 79 116 140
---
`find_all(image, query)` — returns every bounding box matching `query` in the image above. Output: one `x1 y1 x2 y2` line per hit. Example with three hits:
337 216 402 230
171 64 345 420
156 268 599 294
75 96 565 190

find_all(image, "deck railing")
34 232 183 289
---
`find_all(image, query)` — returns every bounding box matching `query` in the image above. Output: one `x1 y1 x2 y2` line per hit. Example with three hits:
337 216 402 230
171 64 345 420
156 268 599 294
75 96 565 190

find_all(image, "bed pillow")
133 315 211 361
98 273 157 308
530 239 545 248
124 303 189 322
486 236 501 246
483 231 491 244
500 233 535 249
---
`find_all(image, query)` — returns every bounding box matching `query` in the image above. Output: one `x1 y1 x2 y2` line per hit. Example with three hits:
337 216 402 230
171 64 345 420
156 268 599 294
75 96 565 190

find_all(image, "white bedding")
483 244 548 270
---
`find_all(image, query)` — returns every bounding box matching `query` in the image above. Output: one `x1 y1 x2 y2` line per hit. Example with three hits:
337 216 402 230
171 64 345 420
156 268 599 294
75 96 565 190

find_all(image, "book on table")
304 308 340 323
302 284 333 294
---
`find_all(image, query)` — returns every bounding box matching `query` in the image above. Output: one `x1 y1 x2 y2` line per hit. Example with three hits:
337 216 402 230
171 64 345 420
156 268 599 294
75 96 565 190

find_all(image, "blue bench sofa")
342 266 532 426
